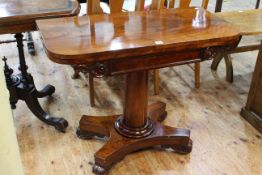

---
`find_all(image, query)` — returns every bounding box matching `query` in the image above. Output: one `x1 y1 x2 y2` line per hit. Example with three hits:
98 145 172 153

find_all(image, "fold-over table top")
37 8 240 65
0 0 80 34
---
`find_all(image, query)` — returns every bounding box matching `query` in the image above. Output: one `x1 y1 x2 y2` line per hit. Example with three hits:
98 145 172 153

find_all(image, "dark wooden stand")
2 33 68 132
77 70 192 175
241 42 262 133
26 32 36 56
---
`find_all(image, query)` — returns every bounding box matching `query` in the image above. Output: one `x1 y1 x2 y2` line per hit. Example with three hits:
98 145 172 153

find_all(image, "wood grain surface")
37 8 239 64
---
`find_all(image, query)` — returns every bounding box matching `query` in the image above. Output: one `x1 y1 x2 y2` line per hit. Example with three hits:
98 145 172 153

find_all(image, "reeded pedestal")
77 70 192 175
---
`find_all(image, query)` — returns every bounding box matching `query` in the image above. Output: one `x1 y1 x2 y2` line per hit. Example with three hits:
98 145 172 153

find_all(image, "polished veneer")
37 8 239 65
37 8 240 174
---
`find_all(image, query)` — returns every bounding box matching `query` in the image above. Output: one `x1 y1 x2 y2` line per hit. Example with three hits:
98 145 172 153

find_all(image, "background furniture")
212 0 261 82
26 32 36 56
0 32 36 56
215 0 260 12
241 41 262 133
37 7 239 174
211 9 262 82
150 0 209 95
0 0 80 132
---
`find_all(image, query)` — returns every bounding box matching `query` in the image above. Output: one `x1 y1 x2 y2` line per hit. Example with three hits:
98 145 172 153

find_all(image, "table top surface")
0 0 79 23
37 8 240 64
0 0 79 34
215 9 262 35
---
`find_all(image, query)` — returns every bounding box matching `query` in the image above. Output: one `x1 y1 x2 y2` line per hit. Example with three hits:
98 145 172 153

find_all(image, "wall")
0 62 24 175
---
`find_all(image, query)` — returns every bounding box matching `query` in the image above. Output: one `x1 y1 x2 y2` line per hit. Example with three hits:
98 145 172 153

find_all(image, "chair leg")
255 0 260 9
224 54 234 83
89 73 95 107
26 32 36 56
194 62 200 88
211 53 224 71
71 66 81 79
153 69 160 95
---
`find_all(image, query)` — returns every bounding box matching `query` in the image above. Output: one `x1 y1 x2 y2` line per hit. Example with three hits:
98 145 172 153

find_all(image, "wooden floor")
1 1 262 175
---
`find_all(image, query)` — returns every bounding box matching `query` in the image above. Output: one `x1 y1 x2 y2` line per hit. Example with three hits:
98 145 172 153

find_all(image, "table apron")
0 23 36 35
109 50 201 75
73 45 235 78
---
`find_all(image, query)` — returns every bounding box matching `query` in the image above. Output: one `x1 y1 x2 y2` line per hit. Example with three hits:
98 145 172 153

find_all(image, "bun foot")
93 164 108 175
76 127 105 140
78 115 192 173
162 139 193 154
76 127 95 139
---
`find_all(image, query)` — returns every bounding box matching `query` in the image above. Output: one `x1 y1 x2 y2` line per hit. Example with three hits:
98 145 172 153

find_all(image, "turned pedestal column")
77 70 192 175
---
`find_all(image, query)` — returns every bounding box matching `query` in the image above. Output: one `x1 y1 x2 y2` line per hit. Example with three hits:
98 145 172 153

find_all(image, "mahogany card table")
0 0 79 132
37 8 240 174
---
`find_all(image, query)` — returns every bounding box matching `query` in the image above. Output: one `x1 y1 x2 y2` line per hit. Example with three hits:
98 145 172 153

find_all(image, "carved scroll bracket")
201 42 240 61
71 62 111 78
90 62 110 78
71 64 89 75
200 47 219 60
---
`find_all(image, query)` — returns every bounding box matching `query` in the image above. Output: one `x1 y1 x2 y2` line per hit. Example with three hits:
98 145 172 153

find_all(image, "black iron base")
9 73 68 132
2 33 67 132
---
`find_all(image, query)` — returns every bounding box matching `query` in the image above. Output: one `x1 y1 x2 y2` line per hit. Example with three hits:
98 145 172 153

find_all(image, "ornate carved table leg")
77 70 192 175
2 33 68 132
26 32 36 56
